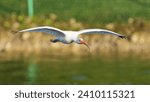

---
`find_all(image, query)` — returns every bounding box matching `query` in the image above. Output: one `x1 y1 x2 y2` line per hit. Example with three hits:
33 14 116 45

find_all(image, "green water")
0 55 150 85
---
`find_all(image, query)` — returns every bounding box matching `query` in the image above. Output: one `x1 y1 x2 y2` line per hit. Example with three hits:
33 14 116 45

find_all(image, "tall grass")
0 0 150 23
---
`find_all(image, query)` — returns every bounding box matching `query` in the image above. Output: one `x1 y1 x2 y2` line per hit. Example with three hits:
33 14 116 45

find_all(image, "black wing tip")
11 30 19 35
119 35 128 39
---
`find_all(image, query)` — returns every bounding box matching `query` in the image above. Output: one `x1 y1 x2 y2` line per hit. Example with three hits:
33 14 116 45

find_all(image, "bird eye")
79 38 83 41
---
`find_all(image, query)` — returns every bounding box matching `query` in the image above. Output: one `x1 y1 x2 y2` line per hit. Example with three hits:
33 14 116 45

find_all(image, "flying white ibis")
19 26 126 50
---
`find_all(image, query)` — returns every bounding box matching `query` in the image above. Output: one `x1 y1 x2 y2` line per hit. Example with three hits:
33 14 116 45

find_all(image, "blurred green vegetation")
0 0 150 56
0 0 150 23
0 13 150 57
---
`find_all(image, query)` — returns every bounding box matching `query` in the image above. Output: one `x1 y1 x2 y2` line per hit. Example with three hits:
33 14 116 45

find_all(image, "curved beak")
80 40 90 50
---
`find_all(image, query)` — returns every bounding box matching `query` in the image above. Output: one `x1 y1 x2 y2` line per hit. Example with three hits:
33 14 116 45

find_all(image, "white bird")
19 26 126 50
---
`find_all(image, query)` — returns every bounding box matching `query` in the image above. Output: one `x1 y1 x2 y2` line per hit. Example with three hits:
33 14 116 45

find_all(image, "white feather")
77 29 125 38
19 26 126 44
19 26 65 37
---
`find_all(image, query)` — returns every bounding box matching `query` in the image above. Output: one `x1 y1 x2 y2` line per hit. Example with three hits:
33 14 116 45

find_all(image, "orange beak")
80 40 90 51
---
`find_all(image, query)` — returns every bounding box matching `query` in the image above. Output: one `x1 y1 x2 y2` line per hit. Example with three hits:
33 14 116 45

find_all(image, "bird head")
77 38 90 50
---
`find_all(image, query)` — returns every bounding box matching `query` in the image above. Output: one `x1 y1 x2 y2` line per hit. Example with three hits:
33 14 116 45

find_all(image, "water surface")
0 54 150 84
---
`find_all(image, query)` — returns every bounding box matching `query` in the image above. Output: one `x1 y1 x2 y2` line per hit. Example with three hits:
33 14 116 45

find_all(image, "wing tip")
10 30 19 35
119 35 128 39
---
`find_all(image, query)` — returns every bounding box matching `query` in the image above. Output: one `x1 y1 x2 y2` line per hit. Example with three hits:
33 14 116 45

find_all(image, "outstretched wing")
77 29 126 39
19 26 65 37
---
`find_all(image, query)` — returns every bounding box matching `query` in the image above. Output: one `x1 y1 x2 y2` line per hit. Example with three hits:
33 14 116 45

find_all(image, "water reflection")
72 74 88 81
0 54 150 85
27 59 37 84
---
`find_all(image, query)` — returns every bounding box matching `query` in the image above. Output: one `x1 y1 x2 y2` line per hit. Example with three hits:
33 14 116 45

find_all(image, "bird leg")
50 39 59 43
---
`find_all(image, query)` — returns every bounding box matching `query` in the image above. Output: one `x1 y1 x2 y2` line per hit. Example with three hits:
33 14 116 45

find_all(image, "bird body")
63 31 77 43
19 26 126 49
